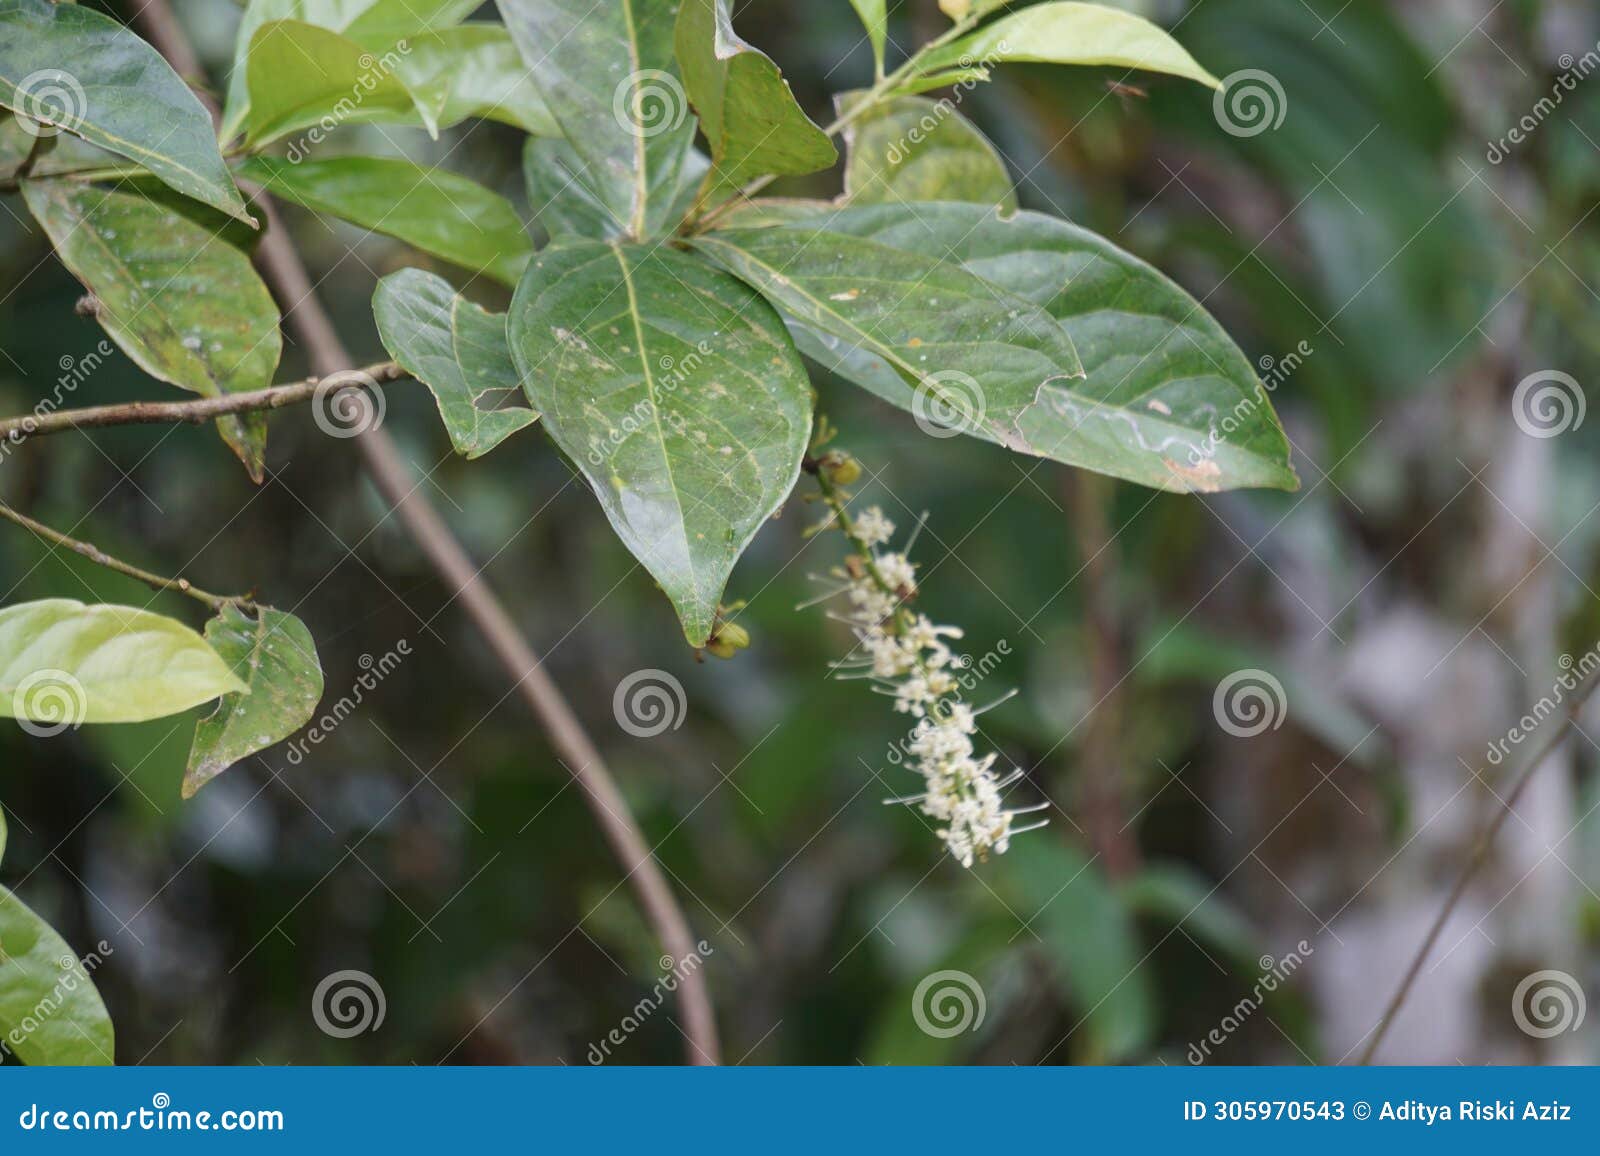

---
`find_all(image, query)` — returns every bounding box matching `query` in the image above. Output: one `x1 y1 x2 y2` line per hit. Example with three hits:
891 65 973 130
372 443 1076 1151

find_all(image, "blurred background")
2 0 1599 1065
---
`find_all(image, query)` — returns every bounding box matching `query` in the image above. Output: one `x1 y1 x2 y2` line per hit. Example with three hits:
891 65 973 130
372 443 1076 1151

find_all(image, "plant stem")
1355 670 1600 1064
128 0 721 1069
0 500 246 611
0 362 402 446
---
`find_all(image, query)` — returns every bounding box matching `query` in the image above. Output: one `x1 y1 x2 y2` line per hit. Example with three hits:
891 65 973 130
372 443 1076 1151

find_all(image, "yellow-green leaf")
1 600 247 726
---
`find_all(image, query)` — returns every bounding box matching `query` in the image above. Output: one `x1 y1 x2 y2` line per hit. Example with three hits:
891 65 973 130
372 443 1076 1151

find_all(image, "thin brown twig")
1355 672 1600 1064
0 362 402 445
129 0 720 1067
0 500 246 611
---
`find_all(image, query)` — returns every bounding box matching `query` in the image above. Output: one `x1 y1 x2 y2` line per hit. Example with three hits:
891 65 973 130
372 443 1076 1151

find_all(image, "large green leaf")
238 155 532 286
20 181 283 480
847 0 888 77
693 222 1103 470
184 605 323 799
0 886 115 1065
508 241 812 645
920 1 1220 89
840 94 1015 210
241 20 441 147
373 268 537 459
0 600 247 726
711 201 1296 492
674 0 836 191
523 137 709 242
220 0 480 142
497 0 696 239
393 24 560 137
0 0 252 224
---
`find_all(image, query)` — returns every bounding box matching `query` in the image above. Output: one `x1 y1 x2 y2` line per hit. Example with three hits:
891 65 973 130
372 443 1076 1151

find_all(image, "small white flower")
853 505 896 548
876 552 917 592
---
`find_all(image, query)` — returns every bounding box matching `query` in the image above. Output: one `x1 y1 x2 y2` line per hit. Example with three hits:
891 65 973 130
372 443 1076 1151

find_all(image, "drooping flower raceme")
809 457 1045 867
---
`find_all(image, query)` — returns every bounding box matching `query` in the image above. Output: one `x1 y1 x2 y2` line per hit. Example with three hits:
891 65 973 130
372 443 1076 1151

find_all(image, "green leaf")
0 886 115 1065
373 268 537 459
693 221 1090 466
920 1 1221 89
497 0 696 239
393 24 560 137
20 181 283 480
523 137 709 242
712 201 1296 492
0 0 253 224
0 600 247 726
220 0 480 143
840 93 1015 210
183 605 323 799
238 155 532 286
847 0 888 77
241 20 440 147
674 0 837 190
508 241 812 645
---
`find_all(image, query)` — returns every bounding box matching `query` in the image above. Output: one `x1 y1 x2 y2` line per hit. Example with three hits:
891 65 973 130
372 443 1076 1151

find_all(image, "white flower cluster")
832 505 1039 867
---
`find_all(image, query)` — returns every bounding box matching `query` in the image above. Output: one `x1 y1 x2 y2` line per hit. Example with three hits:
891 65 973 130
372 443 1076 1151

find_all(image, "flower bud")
939 0 972 19
706 621 751 659
824 453 861 485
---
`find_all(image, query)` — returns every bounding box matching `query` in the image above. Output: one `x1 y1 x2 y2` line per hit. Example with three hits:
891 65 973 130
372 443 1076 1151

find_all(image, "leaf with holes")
0 0 252 224
21 181 283 480
497 0 696 239
373 268 537 459
184 605 323 798
508 241 812 645
675 0 836 191
0 600 247 726
239 155 532 286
